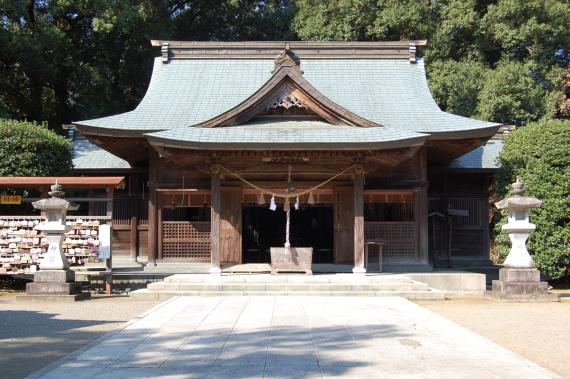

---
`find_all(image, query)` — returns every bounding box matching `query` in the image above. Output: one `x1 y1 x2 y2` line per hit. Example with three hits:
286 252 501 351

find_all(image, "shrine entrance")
242 205 334 264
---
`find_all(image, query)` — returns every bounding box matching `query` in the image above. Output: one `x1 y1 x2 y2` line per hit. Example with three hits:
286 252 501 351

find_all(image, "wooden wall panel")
112 229 131 257
220 187 242 264
334 187 354 264
450 230 484 257
138 229 149 257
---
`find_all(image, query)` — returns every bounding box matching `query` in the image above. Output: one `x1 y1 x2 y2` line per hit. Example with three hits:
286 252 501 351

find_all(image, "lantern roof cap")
495 179 542 210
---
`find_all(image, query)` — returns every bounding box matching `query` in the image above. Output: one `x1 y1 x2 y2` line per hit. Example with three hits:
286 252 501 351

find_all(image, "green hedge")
0 119 72 176
494 119 570 278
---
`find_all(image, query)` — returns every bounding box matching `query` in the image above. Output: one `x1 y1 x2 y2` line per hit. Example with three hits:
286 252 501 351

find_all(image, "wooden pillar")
147 151 159 266
221 187 242 264
417 148 430 265
157 197 163 260
129 197 138 263
210 166 221 274
353 166 366 274
482 180 491 261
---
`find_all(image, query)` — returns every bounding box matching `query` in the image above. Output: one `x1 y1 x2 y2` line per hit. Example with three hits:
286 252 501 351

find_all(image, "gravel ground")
0 294 160 379
416 294 570 378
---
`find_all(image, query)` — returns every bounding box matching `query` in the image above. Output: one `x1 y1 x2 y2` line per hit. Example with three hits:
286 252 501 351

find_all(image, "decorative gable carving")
266 94 308 110
261 92 317 116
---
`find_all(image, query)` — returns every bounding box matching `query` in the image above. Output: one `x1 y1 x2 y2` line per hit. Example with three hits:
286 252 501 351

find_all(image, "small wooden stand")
364 241 383 273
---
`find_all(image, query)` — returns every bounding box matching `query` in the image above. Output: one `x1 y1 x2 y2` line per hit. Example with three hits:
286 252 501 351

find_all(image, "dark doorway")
242 205 334 264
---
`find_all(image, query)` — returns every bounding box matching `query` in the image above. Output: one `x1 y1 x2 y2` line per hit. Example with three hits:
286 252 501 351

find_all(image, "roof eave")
430 166 499 174
145 134 428 152
425 123 502 140
73 122 163 138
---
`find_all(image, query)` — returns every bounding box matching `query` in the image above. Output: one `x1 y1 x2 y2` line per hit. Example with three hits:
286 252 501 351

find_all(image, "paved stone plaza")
33 296 558 379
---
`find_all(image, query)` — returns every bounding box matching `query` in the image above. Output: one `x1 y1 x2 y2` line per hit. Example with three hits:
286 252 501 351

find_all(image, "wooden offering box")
270 247 313 275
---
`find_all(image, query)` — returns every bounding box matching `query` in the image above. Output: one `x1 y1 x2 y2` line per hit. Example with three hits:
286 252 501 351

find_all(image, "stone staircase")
130 273 445 300
143 262 212 274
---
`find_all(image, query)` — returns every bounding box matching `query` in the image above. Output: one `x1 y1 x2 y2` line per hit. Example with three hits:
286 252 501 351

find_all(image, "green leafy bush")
0 119 72 176
494 119 570 278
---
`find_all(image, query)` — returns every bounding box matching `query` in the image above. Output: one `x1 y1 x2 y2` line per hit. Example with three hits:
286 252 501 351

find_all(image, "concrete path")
32 297 559 379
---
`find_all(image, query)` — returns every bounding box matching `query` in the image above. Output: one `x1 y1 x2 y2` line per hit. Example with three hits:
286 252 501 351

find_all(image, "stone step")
144 264 211 274
162 274 416 284
146 282 430 292
129 289 445 301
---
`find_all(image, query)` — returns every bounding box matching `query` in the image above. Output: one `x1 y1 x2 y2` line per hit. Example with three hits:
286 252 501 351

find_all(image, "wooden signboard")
98 224 112 260
1 195 21 205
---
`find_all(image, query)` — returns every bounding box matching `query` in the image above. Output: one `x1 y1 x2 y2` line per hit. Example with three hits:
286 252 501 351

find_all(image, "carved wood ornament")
272 49 303 74
266 94 308 110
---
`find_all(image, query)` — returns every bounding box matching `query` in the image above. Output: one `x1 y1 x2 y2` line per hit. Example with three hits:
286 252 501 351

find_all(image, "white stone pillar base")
352 266 366 274
209 266 222 275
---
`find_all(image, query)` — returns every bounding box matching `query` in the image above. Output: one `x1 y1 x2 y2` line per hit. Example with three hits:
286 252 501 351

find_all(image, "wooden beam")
353 166 366 273
209 166 222 274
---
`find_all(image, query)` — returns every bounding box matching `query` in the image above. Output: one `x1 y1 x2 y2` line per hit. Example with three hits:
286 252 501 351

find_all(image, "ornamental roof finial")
48 181 64 198
512 177 524 196
272 48 303 74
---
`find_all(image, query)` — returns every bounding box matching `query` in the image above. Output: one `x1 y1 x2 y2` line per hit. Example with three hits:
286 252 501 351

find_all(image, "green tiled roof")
75 57 499 140
76 59 274 134
447 139 503 170
72 138 131 170
147 119 427 150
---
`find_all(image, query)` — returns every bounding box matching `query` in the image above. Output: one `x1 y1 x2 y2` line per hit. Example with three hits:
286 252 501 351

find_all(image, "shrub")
0 119 72 176
494 119 570 278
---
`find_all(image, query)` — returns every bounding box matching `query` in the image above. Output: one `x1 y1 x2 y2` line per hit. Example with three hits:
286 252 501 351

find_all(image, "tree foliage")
294 0 570 125
2 0 569 129
476 60 553 125
0 119 72 176
494 120 570 278
0 0 295 130
428 59 488 117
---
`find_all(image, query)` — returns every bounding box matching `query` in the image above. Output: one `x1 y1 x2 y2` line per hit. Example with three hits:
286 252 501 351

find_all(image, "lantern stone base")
18 270 90 302
491 268 559 302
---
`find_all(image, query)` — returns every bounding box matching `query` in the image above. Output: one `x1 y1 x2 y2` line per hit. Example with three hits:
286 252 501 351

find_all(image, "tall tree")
0 0 295 130
0 0 173 128
172 0 295 41
293 0 570 124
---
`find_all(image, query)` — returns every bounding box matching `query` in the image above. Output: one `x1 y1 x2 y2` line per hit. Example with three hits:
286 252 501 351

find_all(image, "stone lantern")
21 183 90 301
492 179 558 301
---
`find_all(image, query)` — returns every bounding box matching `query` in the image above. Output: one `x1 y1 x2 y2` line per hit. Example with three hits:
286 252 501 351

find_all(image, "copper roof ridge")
150 40 428 48
151 40 427 63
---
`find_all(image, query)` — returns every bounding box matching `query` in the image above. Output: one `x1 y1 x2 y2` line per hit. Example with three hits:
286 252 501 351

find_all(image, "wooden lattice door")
161 221 211 261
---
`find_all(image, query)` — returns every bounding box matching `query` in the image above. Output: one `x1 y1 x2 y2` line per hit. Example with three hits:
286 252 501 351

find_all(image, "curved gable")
196 50 380 129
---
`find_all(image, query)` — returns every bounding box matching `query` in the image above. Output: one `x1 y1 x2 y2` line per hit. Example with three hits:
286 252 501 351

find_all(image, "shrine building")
72 41 502 273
